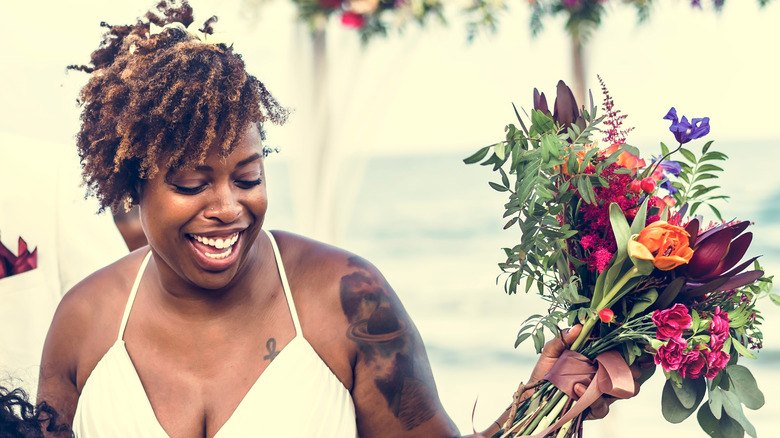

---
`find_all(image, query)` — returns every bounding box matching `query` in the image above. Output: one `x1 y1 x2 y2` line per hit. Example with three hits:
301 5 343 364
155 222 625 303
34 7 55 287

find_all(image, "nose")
204 184 242 223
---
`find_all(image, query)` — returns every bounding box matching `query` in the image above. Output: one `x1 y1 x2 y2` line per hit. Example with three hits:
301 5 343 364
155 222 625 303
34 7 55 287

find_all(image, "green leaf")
463 145 491 164
531 109 555 133
609 203 631 259
515 332 532 347
721 390 757 438
489 181 508 192
672 376 706 410
725 365 764 410
494 141 506 160
731 338 757 359
629 197 649 235
532 329 545 354
709 387 724 419
680 148 697 163
697 404 744 438
662 377 706 423
627 288 658 318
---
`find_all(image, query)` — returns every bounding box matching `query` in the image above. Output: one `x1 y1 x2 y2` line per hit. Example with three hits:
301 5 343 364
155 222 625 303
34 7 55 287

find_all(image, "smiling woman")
31 1 632 437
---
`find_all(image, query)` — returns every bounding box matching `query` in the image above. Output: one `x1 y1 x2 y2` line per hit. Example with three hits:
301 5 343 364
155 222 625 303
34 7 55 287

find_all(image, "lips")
187 231 242 268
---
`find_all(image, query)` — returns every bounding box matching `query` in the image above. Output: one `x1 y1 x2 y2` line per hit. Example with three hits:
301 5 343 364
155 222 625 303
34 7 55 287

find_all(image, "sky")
1 0 778 158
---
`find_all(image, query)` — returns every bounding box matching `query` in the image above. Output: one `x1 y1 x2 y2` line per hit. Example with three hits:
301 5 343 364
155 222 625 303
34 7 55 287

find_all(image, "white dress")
73 230 358 437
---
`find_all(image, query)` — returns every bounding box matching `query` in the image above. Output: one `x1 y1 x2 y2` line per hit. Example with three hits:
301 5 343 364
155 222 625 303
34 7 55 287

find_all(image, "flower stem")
530 393 569 435
571 265 640 352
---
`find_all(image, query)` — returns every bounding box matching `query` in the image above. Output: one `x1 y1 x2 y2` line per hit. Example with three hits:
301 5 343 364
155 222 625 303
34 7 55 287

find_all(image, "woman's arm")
37 282 97 436
343 258 637 438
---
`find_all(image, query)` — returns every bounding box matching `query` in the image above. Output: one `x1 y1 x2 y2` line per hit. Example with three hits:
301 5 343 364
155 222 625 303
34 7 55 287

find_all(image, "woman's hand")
523 325 644 420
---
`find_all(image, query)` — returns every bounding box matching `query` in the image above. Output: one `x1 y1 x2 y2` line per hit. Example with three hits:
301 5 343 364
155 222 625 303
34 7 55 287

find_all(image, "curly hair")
0 386 72 438
69 0 289 212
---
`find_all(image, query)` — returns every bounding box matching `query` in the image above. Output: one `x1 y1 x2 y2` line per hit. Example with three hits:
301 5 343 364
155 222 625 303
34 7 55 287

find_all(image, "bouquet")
0 235 37 279
464 78 777 437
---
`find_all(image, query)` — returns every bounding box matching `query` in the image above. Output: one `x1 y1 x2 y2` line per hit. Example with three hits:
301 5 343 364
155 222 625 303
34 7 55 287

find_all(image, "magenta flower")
652 303 692 340
705 350 730 379
654 336 687 371
678 349 707 379
709 307 730 351
0 236 38 279
663 107 710 144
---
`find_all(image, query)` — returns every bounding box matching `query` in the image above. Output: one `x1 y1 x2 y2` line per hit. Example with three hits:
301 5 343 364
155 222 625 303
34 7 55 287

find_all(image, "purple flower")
663 107 710 144
651 156 682 194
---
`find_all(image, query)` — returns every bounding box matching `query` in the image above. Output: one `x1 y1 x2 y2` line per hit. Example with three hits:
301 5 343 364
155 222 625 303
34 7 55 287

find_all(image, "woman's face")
138 126 268 291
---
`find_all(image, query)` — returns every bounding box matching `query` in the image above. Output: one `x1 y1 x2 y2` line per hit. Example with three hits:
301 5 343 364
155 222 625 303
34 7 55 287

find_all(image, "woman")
37 1 625 437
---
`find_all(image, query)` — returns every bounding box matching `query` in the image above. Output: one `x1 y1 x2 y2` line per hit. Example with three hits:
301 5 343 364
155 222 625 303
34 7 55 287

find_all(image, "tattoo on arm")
264 338 279 362
340 257 439 431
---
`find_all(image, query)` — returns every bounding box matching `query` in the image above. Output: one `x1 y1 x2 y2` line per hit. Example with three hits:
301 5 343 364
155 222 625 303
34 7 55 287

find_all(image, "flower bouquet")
464 78 777 437
0 235 37 279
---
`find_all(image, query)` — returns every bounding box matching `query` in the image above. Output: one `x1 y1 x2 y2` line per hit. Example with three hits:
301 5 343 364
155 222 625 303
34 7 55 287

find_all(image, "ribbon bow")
526 350 637 438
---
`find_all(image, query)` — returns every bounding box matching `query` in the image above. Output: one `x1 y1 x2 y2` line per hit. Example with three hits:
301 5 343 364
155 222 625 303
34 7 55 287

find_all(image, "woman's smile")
187 231 244 270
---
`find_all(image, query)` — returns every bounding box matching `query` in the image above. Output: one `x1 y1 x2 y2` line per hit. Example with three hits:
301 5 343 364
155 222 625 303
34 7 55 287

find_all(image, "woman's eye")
173 184 206 194
236 178 262 189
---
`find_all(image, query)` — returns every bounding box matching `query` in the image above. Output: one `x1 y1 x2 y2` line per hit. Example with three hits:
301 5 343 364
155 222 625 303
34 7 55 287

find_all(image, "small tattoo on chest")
264 338 279 362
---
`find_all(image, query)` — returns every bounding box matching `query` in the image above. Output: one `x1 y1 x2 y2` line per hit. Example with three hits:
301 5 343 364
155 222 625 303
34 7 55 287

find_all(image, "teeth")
205 246 233 259
192 233 239 250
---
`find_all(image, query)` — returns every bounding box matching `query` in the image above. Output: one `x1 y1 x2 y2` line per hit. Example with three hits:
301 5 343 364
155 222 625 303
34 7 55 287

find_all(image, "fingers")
540 325 582 360
574 383 613 420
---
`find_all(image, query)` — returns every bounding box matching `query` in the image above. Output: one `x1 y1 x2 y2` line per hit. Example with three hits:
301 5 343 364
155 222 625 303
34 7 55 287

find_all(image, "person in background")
0 131 129 400
37 1 637 437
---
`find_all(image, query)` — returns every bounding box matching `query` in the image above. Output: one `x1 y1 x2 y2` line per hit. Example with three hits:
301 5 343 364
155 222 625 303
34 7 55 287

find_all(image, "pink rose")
705 350 730 379
652 303 692 340
678 349 707 379
654 336 687 371
709 307 730 351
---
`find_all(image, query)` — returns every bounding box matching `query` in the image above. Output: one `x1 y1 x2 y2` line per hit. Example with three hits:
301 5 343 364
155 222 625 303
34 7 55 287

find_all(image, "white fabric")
73 231 357 437
0 131 128 398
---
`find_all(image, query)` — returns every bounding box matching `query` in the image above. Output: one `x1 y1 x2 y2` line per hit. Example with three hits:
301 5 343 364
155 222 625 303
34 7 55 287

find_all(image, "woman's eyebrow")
193 152 263 172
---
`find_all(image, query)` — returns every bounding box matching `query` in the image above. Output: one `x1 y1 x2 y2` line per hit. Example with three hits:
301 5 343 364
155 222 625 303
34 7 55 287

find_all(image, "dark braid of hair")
0 386 72 438
68 0 289 212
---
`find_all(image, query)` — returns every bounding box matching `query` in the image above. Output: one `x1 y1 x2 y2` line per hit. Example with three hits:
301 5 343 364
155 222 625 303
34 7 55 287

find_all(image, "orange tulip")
603 143 646 174
628 221 694 270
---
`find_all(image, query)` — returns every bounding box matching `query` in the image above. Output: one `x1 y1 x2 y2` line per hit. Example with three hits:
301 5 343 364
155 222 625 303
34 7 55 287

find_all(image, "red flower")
598 308 615 323
709 307 730 351
341 12 366 29
705 350 730 379
640 177 656 193
0 236 38 279
652 303 692 340
654 336 687 372
678 349 707 379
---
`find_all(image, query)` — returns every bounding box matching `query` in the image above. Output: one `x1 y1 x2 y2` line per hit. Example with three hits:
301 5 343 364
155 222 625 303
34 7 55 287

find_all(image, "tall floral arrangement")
465 79 776 437
244 0 506 43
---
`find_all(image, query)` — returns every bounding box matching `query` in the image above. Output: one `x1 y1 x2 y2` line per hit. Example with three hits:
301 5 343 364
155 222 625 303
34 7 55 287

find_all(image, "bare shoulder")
41 249 151 387
268 230 459 437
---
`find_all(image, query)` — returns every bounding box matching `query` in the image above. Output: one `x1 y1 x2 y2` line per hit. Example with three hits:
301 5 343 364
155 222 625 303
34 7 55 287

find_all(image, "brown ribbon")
524 350 636 437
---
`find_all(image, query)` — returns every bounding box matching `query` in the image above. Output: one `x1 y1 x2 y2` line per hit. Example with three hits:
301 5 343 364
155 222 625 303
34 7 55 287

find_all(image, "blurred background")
1 0 778 436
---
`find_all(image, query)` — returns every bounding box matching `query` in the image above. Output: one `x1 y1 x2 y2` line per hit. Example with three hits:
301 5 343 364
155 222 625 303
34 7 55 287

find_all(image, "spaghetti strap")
264 229 303 336
117 251 152 341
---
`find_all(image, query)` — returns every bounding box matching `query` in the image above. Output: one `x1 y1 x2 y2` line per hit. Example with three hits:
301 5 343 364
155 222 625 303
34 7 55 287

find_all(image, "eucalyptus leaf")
671 375 705 410
726 365 764 410
709 387 724 419
721 390 757 438
697 404 744 438
662 377 705 422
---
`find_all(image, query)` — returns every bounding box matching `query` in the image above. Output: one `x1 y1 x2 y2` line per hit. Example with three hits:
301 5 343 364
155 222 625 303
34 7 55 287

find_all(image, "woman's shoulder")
268 230 385 288
49 249 150 354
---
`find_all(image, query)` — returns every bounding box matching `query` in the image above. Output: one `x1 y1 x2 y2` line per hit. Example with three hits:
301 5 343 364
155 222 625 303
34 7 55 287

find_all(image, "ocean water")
263 140 780 436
